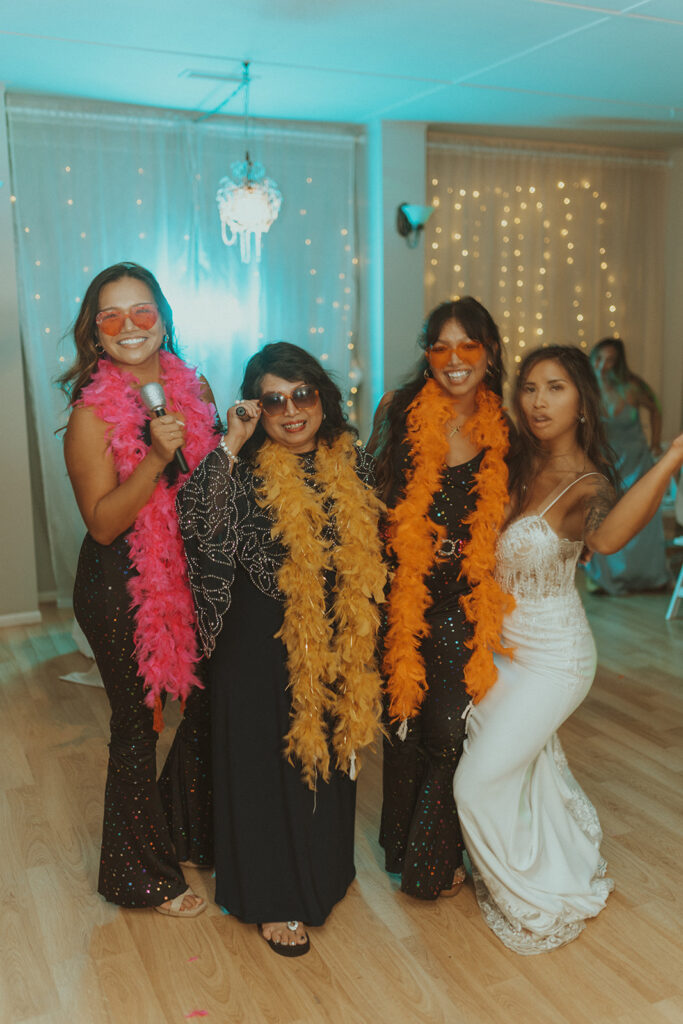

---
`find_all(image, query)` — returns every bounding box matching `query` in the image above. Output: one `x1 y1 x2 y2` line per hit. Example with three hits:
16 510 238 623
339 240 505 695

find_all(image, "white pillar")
363 121 427 427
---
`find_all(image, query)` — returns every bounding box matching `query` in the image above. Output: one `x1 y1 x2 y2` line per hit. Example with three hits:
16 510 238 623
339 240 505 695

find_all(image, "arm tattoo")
584 478 616 535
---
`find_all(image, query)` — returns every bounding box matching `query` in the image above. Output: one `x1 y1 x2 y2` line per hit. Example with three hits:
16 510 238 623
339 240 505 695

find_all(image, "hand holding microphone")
140 382 189 473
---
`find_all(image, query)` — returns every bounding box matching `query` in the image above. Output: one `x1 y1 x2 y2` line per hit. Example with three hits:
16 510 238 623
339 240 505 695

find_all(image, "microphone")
140 382 189 474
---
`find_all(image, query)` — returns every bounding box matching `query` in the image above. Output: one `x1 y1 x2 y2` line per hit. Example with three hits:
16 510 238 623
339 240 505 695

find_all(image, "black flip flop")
257 921 310 957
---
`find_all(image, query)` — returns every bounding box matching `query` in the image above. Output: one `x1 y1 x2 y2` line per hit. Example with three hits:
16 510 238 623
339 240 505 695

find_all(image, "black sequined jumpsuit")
379 452 482 899
73 527 212 908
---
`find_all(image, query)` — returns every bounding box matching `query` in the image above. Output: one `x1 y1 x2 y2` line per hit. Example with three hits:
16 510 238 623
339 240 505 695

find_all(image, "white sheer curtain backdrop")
425 133 669 393
7 93 362 606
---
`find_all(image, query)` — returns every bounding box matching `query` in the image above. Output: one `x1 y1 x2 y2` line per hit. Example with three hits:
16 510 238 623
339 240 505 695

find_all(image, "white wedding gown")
454 476 614 955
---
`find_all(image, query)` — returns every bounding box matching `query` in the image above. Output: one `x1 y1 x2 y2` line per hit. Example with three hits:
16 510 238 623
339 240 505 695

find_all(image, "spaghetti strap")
539 472 604 518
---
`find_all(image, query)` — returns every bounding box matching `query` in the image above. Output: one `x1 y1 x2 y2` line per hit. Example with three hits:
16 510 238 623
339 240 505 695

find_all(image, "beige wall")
0 85 40 624
662 148 683 442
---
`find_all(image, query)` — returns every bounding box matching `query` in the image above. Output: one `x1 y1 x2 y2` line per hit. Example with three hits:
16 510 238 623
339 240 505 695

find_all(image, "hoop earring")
424 368 432 380
94 341 105 355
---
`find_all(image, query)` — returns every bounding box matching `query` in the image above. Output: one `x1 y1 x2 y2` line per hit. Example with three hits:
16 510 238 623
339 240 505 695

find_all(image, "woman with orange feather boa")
370 298 513 900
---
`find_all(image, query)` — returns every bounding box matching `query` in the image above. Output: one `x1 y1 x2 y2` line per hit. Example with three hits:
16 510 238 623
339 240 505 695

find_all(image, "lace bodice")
495 516 583 602
495 472 602 603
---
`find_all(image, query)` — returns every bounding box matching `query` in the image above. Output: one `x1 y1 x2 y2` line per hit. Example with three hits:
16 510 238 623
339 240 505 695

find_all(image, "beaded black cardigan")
176 444 376 657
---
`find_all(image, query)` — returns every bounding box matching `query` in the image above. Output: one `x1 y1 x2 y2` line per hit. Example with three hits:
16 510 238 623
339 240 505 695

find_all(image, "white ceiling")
1 0 682 147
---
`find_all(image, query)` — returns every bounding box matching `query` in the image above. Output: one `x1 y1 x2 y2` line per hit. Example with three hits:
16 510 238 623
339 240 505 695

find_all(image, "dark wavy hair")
590 336 659 410
508 345 617 509
237 341 355 461
57 261 179 403
590 336 631 382
374 297 505 503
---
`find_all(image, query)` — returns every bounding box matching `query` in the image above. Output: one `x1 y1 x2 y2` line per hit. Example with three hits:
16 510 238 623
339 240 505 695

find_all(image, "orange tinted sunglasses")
426 339 484 369
95 303 159 336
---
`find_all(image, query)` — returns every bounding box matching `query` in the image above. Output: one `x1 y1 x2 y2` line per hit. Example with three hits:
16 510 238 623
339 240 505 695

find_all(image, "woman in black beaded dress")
176 342 386 957
62 263 217 916
369 298 511 901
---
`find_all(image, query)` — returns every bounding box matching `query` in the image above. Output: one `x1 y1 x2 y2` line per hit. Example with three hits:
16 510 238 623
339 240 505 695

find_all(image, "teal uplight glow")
168 271 262 414
366 120 385 415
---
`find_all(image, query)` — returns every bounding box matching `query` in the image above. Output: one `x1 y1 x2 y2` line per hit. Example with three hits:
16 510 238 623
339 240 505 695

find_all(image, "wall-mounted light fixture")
396 203 434 248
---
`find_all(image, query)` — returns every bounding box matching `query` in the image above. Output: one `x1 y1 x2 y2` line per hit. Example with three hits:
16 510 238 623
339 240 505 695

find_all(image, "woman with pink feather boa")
61 262 218 916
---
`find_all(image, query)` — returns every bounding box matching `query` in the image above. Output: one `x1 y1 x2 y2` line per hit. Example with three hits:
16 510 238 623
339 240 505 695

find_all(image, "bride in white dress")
454 345 683 955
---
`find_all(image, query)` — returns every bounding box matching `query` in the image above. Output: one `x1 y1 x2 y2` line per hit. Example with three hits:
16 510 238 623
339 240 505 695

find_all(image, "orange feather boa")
255 434 387 790
383 379 514 723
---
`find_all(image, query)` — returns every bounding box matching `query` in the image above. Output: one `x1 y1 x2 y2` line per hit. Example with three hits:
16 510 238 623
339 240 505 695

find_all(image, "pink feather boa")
79 350 218 724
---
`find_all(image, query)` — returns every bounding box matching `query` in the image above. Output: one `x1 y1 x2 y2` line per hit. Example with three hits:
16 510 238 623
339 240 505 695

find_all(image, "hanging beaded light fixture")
216 62 282 263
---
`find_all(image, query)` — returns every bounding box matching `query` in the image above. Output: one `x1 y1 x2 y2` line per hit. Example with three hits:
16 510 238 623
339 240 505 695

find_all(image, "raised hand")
224 399 262 454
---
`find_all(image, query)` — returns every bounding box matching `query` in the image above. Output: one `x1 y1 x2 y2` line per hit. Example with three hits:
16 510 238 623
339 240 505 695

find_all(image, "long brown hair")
508 345 617 508
590 336 660 409
57 261 179 404
590 336 632 383
374 297 505 504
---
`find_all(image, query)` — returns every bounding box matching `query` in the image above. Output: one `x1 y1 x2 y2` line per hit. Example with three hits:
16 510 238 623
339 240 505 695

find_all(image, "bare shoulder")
63 403 105 452
198 374 216 406
64 404 108 463
581 472 617 534
631 375 658 408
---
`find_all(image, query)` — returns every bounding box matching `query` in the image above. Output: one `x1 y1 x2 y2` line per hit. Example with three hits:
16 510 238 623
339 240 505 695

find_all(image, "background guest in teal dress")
584 337 669 595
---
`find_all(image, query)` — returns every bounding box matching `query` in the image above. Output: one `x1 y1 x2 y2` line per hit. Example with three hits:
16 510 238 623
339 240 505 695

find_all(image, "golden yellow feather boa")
254 434 387 791
383 379 514 724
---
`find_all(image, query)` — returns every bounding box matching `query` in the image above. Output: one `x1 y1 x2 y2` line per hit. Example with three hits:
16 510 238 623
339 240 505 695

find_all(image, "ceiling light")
216 62 282 263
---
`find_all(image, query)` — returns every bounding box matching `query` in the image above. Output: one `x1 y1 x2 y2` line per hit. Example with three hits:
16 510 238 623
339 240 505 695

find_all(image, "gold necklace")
448 420 463 438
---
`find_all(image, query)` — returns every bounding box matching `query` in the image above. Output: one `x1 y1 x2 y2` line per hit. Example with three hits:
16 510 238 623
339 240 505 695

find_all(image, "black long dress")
177 444 376 926
73 530 213 907
379 453 482 899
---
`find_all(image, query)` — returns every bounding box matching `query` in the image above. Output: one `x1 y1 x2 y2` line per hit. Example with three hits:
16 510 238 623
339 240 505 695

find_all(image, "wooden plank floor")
1 582 681 1024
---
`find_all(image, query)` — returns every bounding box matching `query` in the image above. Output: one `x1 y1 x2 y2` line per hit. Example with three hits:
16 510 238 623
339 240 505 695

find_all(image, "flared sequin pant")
74 532 212 908
380 604 471 899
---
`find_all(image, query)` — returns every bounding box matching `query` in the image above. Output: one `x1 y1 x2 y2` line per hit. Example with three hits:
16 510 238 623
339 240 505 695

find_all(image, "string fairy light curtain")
425 132 669 388
7 93 362 605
